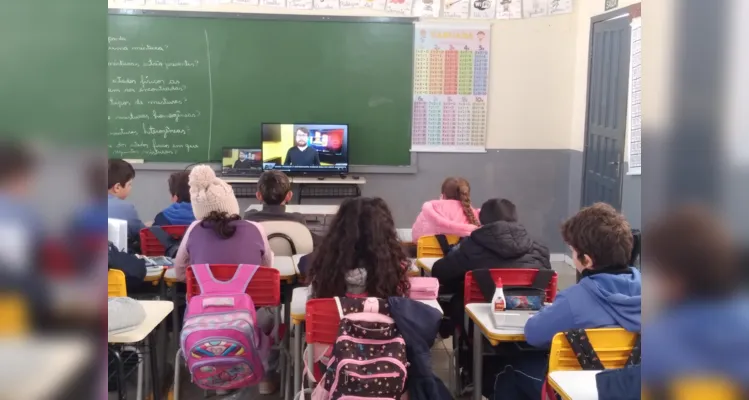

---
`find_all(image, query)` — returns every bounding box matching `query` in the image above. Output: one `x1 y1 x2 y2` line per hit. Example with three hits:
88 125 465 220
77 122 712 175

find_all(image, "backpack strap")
564 329 605 370
190 263 259 295
473 269 497 303
434 234 452 256
625 334 641 366
531 269 555 290
149 226 177 250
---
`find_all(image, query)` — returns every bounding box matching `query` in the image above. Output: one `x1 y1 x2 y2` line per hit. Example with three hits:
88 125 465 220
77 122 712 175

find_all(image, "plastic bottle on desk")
491 278 506 328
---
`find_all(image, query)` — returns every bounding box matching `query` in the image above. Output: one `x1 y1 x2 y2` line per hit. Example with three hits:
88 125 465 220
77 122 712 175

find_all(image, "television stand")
291 176 367 204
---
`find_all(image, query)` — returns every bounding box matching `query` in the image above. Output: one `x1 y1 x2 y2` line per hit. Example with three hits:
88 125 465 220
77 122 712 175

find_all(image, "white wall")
108 1 578 150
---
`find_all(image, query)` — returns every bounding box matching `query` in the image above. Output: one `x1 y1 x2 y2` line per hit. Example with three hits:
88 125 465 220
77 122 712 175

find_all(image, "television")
221 147 263 176
261 123 349 175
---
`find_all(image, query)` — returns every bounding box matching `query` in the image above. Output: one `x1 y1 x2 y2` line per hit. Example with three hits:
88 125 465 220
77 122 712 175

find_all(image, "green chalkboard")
108 11 414 165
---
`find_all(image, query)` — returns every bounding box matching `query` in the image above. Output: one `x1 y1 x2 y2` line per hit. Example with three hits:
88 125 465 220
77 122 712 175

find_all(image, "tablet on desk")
144 256 174 267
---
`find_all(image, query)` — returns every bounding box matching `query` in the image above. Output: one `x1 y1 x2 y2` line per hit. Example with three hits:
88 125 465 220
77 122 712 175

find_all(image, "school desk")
289 286 443 397
396 228 413 243
0 337 92 400
415 257 440 274
109 300 174 400
227 176 366 203
244 204 340 216
465 303 535 400
547 370 601 400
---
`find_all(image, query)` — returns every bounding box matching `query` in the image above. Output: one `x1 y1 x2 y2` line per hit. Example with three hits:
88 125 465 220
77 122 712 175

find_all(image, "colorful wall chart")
411 23 490 152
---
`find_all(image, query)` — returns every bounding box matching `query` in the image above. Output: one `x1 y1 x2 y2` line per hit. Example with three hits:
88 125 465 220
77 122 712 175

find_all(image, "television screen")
261 123 349 175
221 147 262 176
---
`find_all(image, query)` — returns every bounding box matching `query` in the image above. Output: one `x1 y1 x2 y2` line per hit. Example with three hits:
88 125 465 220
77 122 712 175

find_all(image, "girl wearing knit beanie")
172 165 279 394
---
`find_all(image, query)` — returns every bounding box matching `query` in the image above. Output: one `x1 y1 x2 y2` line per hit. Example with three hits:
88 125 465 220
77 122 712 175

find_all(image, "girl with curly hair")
308 197 411 299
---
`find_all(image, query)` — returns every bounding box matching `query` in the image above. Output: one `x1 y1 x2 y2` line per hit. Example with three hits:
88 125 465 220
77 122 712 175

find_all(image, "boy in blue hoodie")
642 206 749 396
153 171 195 226
487 203 641 400
107 159 145 241
524 203 641 347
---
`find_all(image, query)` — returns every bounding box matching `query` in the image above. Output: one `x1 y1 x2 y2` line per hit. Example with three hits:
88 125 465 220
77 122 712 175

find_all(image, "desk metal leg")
472 324 483 400
111 348 127 400
297 184 304 204
148 333 161 400
293 322 303 398
171 284 180 350
283 282 294 400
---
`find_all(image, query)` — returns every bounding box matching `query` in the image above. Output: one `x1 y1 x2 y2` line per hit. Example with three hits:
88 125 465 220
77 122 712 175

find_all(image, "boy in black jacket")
433 198 551 290
433 199 552 334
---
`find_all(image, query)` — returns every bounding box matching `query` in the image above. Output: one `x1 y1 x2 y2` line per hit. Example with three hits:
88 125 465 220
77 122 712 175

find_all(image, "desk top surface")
548 371 601 400
465 303 534 341
108 300 174 344
0 337 92 400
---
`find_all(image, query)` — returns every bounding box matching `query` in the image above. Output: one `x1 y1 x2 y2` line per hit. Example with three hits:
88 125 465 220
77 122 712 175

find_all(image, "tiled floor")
111 262 576 399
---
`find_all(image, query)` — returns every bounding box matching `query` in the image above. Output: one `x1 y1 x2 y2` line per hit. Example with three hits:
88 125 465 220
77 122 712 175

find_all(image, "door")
581 15 632 209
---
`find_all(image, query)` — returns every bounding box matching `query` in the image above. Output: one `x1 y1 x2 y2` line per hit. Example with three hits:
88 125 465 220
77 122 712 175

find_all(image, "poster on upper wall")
470 0 497 19
443 0 470 18
522 0 548 17
385 0 414 15
627 17 642 175
548 0 572 15
412 0 441 17
288 0 313 9
496 0 522 19
411 24 490 153
362 0 387 11
261 0 286 7
232 0 259 4
314 0 340 9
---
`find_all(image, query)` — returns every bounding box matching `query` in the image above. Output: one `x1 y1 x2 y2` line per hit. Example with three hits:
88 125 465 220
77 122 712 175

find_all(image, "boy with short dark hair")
486 203 641 400
107 158 144 239
153 171 195 226
525 202 641 347
244 170 307 225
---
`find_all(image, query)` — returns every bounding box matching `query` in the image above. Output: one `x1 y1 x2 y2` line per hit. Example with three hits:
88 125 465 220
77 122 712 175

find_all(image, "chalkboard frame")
108 9 419 173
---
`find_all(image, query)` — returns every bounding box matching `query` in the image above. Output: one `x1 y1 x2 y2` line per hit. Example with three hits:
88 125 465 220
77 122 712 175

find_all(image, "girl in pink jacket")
412 177 480 242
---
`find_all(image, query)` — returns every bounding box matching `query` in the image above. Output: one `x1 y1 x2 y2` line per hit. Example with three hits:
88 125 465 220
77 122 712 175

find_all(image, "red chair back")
305 298 342 345
464 269 557 305
186 264 281 307
139 225 188 256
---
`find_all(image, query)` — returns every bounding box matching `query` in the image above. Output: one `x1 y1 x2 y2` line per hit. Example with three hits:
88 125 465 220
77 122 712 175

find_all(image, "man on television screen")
284 127 320 167
233 151 254 169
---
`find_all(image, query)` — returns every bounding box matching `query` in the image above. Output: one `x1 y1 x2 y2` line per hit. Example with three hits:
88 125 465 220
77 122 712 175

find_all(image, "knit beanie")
189 165 240 220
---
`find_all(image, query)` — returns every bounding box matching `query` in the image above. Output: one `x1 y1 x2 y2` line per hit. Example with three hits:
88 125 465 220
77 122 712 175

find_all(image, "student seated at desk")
486 203 641 400
243 170 321 247
411 177 480 242
433 198 551 331
173 165 278 394
642 207 749 397
173 165 273 281
107 159 145 243
306 197 451 400
307 197 410 299
152 171 195 226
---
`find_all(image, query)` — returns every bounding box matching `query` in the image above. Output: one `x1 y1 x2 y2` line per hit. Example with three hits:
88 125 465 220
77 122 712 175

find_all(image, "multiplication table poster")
411 23 491 152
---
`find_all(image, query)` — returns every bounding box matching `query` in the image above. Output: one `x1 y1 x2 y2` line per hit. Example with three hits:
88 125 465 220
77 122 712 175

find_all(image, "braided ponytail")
458 183 480 226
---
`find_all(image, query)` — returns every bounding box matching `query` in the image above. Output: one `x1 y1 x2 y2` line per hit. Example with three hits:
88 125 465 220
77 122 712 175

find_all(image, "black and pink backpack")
310 297 408 400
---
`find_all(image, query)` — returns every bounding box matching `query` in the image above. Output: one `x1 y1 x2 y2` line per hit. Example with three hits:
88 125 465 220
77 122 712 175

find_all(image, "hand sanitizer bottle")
492 286 506 313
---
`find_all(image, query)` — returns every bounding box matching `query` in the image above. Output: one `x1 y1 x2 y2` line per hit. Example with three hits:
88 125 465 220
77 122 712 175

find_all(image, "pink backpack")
310 297 408 400
180 264 268 390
